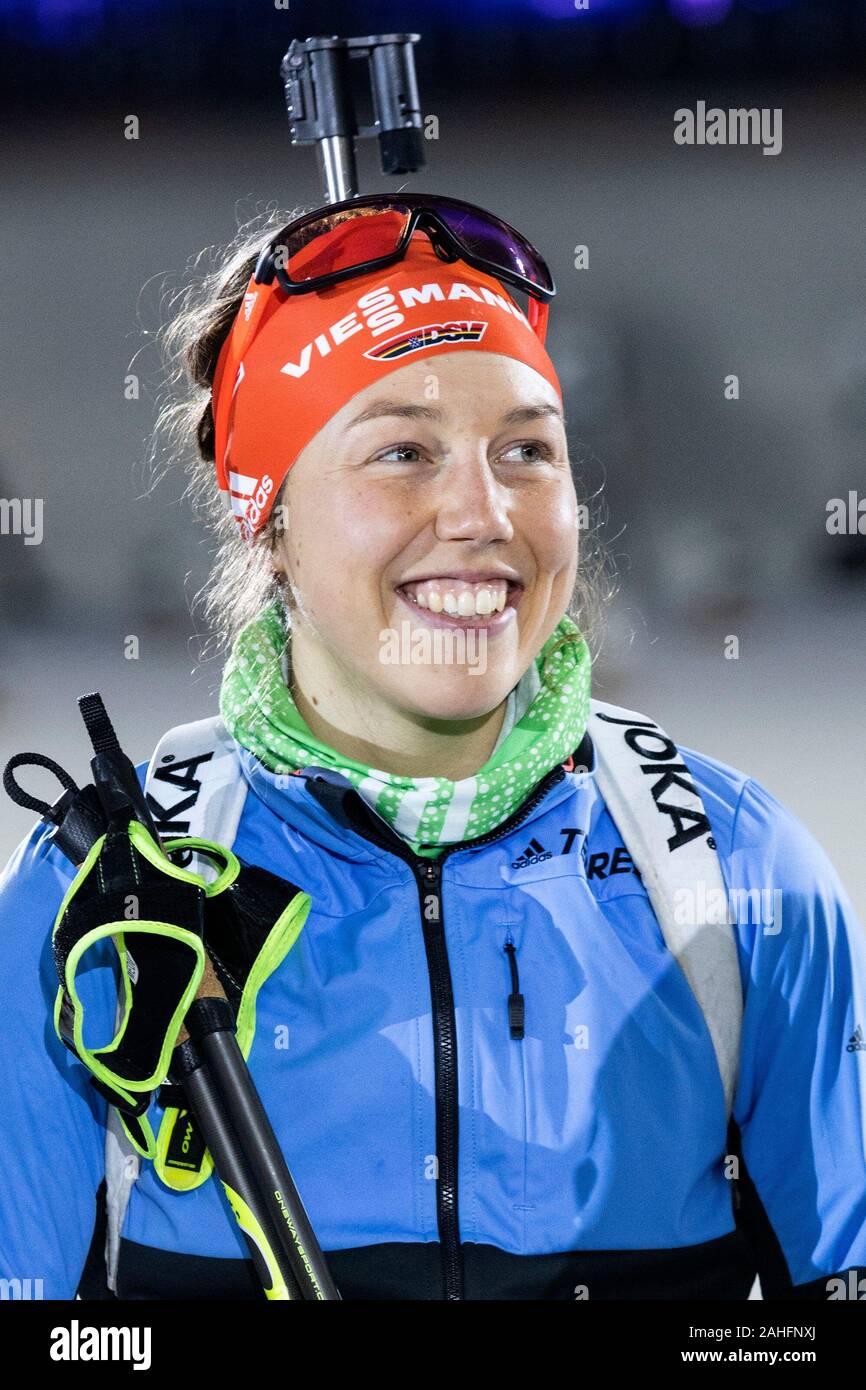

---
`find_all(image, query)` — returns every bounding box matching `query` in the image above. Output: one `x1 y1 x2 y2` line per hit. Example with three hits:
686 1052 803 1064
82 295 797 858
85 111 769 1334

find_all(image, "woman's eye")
373 443 427 464
500 441 554 465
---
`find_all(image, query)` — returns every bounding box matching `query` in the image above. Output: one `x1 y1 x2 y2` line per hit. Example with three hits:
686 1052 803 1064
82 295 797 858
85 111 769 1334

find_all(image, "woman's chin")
383 667 513 725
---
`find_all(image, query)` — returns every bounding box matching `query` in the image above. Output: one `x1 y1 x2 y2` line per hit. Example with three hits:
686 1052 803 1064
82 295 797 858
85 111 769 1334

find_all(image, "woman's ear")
272 561 296 612
266 479 293 603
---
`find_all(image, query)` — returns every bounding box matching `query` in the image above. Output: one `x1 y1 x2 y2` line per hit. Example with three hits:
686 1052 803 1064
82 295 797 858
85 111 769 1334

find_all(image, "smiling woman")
1 198 865 1304
153 205 606 656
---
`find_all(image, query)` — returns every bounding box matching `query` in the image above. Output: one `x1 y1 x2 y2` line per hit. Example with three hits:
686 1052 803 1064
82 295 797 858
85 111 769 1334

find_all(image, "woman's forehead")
328 352 564 429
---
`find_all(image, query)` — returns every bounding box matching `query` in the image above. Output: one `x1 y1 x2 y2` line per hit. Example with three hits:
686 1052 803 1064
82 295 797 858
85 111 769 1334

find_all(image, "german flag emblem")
364 320 488 362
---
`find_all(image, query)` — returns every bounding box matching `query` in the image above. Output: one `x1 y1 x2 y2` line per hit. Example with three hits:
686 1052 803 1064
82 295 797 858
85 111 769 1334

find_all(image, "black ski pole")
181 990 341 1300
172 1034 307 1301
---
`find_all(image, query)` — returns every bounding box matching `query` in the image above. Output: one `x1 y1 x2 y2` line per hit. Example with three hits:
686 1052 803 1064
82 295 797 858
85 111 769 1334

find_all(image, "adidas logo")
847 1024 866 1053
226 469 274 531
511 838 552 870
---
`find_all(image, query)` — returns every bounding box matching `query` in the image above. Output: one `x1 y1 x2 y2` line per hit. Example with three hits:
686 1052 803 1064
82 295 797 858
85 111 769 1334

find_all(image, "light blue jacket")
1 721 864 1300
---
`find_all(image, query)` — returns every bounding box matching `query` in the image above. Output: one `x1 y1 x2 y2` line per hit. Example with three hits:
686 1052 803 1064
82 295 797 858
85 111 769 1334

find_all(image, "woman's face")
272 351 578 721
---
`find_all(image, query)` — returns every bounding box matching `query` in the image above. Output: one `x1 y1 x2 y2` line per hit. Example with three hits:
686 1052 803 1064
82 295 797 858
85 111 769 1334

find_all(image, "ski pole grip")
176 956 231 1046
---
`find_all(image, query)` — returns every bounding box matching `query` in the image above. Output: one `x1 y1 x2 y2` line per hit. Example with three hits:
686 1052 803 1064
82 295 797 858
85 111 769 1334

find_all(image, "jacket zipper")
413 857 463 1301
407 764 566 1301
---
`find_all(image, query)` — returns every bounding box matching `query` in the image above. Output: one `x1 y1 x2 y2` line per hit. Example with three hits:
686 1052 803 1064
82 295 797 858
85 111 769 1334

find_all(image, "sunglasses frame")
252 192 556 305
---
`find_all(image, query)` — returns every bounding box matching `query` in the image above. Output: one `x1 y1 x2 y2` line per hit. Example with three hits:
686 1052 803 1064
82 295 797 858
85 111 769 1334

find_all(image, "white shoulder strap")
588 698 743 1117
144 714 248 876
104 714 247 1292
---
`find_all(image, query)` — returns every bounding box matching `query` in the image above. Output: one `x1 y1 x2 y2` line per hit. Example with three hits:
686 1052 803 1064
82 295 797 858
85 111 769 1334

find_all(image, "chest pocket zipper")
503 934 525 1041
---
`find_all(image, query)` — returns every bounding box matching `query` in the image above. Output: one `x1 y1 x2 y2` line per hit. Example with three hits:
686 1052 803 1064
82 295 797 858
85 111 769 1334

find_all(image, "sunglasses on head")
253 193 556 338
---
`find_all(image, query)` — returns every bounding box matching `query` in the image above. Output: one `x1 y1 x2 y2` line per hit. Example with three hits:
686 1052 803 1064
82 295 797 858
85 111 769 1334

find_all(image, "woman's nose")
433 452 514 545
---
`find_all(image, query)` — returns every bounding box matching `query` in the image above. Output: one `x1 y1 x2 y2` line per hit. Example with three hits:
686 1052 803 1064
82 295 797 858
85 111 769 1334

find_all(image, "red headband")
212 213 562 539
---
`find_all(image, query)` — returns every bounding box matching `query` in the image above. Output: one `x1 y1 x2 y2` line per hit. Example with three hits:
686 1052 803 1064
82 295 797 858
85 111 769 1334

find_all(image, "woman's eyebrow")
345 402 442 430
498 402 564 426
345 399 564 430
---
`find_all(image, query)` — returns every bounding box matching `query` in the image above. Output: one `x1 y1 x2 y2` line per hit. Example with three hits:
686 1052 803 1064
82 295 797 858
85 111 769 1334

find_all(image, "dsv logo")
596 713 712 853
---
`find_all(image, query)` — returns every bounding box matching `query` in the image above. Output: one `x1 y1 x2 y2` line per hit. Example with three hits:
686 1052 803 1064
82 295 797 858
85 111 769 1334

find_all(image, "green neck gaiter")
219 601 592 858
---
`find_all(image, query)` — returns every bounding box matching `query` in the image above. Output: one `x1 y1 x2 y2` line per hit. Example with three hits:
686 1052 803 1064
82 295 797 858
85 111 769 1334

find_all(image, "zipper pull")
416 857 443 927
503 939 525 1041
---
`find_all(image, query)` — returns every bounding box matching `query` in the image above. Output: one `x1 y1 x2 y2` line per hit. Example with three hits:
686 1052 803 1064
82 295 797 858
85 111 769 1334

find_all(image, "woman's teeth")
401 579 509 618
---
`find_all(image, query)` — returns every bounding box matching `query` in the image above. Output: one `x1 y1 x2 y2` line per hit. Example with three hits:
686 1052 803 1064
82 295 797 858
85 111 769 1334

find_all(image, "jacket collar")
236 730 597 865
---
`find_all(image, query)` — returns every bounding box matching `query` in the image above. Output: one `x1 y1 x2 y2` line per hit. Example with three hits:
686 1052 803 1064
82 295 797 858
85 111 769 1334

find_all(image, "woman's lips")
395 579 523 631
